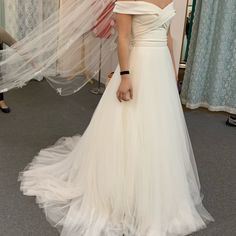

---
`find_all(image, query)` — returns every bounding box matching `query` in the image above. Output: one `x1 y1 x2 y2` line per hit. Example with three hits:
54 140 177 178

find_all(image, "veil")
0 0 117 96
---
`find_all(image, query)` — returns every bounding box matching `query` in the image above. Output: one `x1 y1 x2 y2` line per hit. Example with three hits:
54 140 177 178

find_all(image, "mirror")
180 0 196 68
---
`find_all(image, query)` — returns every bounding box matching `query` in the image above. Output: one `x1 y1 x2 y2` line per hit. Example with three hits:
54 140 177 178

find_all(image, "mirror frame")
179 0 190 69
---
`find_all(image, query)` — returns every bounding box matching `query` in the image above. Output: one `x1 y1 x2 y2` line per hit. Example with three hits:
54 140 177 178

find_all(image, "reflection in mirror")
180 0 196 67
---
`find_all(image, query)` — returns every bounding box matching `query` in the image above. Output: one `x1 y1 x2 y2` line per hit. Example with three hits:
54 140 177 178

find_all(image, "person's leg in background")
0 92 10 113
0 43 11 113
0 28 15 114
226 115 236 127
0 43 10 113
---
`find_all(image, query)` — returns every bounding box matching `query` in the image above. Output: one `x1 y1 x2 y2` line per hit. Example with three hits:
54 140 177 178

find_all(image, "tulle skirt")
20 44 213 236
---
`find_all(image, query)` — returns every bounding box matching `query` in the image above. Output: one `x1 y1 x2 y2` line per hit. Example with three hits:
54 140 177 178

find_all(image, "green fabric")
185 0 196 60
181 0 236 114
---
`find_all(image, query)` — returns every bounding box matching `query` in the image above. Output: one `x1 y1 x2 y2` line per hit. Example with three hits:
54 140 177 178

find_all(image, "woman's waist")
130 39 168 47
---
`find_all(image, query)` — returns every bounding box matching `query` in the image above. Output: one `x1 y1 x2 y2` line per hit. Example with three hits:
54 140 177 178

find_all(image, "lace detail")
181 0 236 114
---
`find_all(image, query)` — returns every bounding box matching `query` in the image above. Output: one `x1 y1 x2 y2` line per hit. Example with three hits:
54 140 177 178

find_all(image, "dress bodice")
113 1 176 46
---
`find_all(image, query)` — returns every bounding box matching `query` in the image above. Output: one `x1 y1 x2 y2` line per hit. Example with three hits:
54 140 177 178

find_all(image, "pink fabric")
92 1 115 38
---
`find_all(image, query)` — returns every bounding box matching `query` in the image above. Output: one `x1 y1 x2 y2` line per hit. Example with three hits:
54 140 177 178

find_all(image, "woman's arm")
116 12 132 71
115 2 133 102
167 30 178 80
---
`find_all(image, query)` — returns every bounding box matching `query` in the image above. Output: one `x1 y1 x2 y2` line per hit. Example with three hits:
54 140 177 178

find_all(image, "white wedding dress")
20 1 213 236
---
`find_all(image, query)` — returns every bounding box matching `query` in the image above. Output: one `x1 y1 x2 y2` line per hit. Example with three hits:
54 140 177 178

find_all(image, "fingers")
129 88 133 99
116 91 122 102
122 94 130 101
116 91 124 102
116 90 133 102
117 92 128 102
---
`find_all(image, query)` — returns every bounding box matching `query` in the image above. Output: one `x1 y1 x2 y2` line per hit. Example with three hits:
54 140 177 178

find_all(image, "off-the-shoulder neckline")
116 1 174 11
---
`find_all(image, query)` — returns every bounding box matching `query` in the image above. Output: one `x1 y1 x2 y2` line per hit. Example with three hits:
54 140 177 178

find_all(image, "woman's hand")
115 10 133 102
116 76 133 102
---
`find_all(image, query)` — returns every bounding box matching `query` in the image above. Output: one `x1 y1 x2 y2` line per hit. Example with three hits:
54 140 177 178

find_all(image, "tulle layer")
0 0 117 96
20 45 213 236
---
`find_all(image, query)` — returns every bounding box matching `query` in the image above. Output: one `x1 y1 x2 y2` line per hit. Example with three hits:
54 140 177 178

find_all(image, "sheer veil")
0 0 117 96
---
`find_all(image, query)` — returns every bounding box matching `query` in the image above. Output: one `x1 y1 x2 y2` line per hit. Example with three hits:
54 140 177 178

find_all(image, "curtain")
181 0 236 114
4 0 59 40
0 0 5 27
3 0 59 80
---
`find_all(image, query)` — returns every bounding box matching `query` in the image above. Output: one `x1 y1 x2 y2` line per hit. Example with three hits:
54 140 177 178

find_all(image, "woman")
12 0 214 235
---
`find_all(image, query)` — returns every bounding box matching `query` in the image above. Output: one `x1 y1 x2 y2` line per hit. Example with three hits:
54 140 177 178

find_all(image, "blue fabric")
181 0 236 114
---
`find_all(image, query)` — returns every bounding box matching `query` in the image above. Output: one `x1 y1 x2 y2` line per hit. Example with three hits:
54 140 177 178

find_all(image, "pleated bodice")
113 1 176 47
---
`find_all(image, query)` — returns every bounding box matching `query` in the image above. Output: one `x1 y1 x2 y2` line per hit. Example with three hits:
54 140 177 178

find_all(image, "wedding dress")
20 1 213 236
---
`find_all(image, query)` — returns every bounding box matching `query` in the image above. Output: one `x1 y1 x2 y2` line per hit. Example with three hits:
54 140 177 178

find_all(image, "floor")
0 80 235 236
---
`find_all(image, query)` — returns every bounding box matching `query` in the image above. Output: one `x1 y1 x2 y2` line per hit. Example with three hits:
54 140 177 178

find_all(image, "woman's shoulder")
113 1 138 14
115 0 136 5
113 0 174 15
116 0 136 2
114 1 145 10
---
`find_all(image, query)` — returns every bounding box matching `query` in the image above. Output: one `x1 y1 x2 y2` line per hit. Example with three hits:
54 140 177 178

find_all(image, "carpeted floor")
0 80 235 236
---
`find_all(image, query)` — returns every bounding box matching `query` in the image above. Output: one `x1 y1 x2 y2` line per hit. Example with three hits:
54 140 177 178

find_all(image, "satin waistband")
130 40 167 47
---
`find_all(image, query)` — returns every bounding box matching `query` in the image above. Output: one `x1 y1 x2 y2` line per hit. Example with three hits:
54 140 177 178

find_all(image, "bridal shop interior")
0 0 236 236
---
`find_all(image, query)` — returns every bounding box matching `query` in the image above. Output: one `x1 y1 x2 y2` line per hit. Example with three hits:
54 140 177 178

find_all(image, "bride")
3 0 214 235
